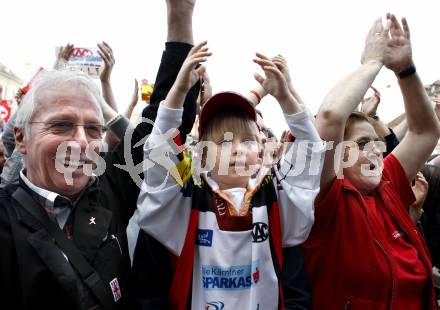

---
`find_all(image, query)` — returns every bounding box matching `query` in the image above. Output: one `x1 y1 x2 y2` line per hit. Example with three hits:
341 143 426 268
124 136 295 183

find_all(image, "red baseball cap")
199 91 256 135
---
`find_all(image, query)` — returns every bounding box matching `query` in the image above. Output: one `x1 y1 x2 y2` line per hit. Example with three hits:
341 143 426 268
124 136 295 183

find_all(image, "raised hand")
254 53 302 115
253 53 291 102
361 17 390 65
361 86 381 117
125 79 139 119
271 55 292 87
54 43 74 69
174 41 211 95
409 172 428 223
97 42 115 83
384 14 412 72
165 41 211 109
58 43 74 62
271 54 305 106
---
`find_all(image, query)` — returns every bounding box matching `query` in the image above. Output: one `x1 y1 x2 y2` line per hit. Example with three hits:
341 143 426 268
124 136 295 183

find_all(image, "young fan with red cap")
131 41 326 309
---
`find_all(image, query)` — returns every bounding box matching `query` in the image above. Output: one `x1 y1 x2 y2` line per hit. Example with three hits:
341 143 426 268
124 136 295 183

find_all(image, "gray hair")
15 70 104 137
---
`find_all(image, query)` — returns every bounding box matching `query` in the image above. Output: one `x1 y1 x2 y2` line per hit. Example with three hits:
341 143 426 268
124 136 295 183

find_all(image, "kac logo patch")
196 229 213 247
252 222 269 243
205 301 225 309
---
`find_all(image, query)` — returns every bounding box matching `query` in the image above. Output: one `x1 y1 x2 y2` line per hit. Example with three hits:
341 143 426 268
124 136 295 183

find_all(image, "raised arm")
97 42 118 113
253 53 325 246
124 79 139 119
163 41 211 110
386 14 440 181
315 18 389 196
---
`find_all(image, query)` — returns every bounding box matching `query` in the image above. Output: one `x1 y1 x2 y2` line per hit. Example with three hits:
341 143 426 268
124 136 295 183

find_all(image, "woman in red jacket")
302 14 439 309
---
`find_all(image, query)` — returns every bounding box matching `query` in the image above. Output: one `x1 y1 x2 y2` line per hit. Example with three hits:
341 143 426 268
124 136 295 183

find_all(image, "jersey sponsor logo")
205 301 225 309
202 260 260 290
196 229 213 247
252 222 269 243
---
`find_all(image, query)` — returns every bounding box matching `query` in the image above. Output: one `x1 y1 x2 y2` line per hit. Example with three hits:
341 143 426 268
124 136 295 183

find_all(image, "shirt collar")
19 170 96 208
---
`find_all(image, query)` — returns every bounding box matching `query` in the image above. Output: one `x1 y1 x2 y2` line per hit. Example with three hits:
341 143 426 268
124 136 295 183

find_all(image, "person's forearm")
124 105 136 120
101 81 118 112
246 84 268 106
162 85 187 110
317 61 382 123
398 73 440 135
288 83 305 106
374 119 391 137
391 118 408 141
167 2 194 44
278 93 303 115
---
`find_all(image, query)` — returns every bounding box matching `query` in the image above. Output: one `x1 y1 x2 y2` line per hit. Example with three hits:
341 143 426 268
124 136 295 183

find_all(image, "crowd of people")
0 0 439 309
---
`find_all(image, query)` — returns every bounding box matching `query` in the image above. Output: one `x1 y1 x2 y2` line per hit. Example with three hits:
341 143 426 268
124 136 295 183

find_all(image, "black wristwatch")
395 63 416 79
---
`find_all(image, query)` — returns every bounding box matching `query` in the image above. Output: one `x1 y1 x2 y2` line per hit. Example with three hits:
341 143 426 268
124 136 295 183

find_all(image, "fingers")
370 85 379 94
271 55 288 70
388 13 403 38
414 172 428 190
196 65 206 78
97 49 109 66
384 18 391 35
254 72 265 86
374 17 384 34
187 41 212 65
255 52 270 61
203 70 211 83
102 41 113 53
97 42 115 65
367 17 382 37
262 65 284 79
64 43 74 59
253 57 276 70
370 86 381 102
58 43 74 61
189 40 209 56
401 17 410 39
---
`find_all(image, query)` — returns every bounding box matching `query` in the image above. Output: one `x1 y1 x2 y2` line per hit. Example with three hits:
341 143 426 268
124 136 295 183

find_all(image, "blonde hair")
200 110 259 142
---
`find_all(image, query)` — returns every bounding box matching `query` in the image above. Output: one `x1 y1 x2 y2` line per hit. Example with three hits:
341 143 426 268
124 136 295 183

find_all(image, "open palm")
384 14 412 72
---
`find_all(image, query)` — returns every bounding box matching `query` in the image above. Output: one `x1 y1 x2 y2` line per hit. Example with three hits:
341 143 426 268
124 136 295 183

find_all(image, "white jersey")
192 205 277 310
127 104 326 309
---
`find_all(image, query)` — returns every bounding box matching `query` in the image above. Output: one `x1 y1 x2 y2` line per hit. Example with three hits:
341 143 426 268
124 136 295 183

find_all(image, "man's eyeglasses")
29 120 107 139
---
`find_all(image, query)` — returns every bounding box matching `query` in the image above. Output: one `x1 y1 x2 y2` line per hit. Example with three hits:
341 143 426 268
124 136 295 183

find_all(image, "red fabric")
364 194 428 310
169 209 199 310
302 154 436 309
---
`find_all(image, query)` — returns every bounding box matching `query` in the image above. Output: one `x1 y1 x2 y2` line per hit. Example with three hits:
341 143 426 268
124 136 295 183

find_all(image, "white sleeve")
274 110 326 247
135 104 192 256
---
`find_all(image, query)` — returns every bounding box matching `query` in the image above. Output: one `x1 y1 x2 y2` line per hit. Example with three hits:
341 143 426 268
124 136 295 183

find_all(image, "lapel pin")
89 217 96 225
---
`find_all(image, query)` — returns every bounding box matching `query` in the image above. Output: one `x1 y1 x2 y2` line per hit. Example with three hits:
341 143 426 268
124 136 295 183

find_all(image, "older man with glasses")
0 1 201 309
